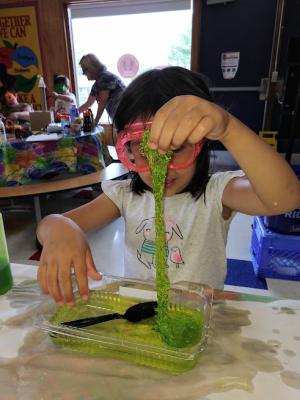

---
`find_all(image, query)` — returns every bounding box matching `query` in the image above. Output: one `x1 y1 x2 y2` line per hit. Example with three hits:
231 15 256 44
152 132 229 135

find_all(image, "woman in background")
78 54 125 125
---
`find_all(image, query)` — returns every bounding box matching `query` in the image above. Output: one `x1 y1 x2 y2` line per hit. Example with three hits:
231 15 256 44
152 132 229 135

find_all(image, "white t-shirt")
54 92 77 115
102 170 244 289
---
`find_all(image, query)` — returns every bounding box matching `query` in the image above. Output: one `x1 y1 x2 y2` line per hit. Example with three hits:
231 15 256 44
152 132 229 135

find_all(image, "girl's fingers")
37 260 49 294
73 255 89 301
188 115 216 144
46 260 63 303
172 110 204 148
150 97 182 149
86 247 102 281
58 262 74 304
151 96 208 151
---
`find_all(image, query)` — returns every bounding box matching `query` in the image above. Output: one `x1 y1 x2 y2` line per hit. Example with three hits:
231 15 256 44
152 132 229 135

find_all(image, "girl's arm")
220 118 300 216
37 193 120 243
64 192 121 231
52 92 74 103
37 193 121 304
150 95 300 216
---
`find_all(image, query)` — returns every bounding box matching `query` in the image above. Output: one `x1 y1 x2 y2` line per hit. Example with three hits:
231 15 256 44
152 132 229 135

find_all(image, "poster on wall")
0 4 44 110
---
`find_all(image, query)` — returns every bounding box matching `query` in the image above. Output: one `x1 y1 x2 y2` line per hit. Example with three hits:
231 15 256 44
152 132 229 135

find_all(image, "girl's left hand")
149 95 231 152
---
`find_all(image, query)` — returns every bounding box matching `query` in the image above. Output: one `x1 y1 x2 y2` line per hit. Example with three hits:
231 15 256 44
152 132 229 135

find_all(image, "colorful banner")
0 4 44 110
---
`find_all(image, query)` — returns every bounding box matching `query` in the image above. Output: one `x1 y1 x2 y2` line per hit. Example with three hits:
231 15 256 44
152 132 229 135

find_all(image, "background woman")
78 53 125 125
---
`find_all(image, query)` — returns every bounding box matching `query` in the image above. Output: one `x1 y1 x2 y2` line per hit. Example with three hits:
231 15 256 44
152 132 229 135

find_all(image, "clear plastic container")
37 276 213 372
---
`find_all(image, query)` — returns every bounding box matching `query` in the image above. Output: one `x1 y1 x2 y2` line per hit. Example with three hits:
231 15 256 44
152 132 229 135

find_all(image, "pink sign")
117 54 139 78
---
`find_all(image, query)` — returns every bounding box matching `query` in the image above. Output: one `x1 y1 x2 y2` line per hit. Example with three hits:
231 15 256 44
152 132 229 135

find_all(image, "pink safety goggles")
115 121 205 173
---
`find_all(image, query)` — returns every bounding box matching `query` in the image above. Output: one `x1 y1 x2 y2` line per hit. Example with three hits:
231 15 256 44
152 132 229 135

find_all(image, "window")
69 0 192 122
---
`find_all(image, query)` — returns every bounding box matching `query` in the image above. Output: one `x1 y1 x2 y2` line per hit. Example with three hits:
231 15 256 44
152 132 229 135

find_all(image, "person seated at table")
0 87 32 124
78 54 125 125
52 75 77 121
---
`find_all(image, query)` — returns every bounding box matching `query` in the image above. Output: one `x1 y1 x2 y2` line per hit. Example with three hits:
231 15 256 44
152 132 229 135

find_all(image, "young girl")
52 75 77 119
37 67 300 305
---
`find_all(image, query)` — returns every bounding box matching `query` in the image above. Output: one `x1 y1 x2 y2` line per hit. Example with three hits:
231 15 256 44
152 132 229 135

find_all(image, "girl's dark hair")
113 66 215 200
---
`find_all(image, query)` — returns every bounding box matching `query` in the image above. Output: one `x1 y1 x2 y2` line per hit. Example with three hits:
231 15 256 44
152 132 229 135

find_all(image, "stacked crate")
251 216 300 281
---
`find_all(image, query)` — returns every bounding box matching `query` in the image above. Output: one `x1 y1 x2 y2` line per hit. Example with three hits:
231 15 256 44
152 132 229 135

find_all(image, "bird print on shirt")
135 217 185 270
169 246 185 269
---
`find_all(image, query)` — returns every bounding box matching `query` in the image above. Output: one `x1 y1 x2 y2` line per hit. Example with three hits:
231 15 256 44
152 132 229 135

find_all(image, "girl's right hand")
150 95 231 152
37 216 102 305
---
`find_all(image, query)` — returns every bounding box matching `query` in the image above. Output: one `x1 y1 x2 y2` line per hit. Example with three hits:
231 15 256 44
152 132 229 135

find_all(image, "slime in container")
41 277 212 372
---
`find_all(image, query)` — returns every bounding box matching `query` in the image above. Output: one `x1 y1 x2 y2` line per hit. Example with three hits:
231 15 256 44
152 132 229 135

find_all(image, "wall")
1 0 102 92
277 0 300 153
198 0 277 134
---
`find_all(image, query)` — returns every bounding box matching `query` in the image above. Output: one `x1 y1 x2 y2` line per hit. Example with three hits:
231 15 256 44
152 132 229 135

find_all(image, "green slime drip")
141 130 200 348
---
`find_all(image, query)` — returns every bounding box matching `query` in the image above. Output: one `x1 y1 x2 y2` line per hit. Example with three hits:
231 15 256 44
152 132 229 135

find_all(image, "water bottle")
0 118 7 143
0 213 13 295
70 104 79 124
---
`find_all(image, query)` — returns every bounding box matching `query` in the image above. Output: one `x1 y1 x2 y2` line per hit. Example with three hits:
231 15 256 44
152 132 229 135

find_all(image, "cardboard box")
29 111 54 131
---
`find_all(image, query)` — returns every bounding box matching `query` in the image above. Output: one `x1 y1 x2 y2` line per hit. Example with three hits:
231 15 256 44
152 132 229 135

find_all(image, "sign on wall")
221 51 240 79
117 54 139 79
0 4 44 110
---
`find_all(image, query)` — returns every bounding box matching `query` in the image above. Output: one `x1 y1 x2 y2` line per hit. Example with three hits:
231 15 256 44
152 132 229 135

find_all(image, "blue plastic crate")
250 216 300 281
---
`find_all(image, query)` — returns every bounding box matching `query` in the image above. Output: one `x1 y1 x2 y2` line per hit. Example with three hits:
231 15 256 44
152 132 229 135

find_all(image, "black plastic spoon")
61 301 157 328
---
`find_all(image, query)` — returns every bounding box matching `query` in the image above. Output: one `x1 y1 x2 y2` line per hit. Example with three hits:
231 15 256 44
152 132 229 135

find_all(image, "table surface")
1 263 300 400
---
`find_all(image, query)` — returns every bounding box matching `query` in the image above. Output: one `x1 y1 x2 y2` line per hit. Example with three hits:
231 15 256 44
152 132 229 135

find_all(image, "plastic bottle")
0 118 7 143
0 213 13 295
60 114 70 135
83 109 93 132
70 104 79 124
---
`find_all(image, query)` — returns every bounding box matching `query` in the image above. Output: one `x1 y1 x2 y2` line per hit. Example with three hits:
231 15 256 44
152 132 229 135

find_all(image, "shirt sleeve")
101 179 132 215
206 170 245 215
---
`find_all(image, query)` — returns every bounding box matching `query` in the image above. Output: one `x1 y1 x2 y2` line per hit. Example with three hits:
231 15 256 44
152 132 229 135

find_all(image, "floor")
2 151 300 299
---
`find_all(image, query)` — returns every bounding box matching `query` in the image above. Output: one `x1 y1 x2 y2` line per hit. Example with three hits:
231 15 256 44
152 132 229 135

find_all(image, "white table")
1 263 300 400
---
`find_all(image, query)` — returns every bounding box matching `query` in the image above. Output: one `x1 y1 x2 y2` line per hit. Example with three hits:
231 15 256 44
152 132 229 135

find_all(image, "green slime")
141 130 200 347
51 292 205 372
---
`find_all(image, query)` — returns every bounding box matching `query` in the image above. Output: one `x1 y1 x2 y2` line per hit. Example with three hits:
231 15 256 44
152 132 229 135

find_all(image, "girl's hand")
150 95 231 152
37 217 101 305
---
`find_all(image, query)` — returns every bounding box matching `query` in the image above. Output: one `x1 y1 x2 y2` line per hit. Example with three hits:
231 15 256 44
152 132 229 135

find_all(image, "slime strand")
141 129 202 348
141 129 172 329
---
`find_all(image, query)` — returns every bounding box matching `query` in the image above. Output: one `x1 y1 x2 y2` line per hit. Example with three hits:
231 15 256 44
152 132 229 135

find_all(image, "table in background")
0 263 299 400
0 128 111 187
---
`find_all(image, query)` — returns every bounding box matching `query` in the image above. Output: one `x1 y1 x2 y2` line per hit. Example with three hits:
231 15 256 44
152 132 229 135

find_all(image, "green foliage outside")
168 28 191 69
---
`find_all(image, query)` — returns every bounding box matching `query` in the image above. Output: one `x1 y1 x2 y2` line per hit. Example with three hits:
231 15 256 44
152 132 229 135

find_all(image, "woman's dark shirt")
90 70 125 118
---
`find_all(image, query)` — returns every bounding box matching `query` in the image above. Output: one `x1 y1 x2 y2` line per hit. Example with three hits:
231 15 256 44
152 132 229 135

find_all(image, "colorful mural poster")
0 4 44 110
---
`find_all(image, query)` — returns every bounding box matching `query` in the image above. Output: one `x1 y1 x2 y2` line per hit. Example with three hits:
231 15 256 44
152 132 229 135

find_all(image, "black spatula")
61 301 157 328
